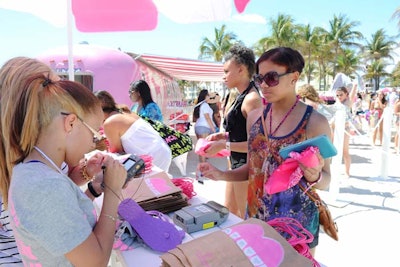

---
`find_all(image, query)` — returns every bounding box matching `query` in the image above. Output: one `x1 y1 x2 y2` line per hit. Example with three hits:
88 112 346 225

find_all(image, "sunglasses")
61 112 105 144
254 71 292 87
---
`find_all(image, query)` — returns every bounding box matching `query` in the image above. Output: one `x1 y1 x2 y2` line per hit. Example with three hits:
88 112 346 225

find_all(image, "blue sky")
0 0 399 66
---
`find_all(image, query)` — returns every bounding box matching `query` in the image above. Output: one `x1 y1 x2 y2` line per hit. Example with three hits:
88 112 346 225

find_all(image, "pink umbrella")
1 0 251 78
1 0 251 31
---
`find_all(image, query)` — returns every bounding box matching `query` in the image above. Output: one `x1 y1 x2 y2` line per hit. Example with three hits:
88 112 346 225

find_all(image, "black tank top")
223 82 255 169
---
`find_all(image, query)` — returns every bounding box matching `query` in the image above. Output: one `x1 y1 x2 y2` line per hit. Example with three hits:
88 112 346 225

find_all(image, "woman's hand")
197 162 224 181
298 152 324 183
102 155 126 192
203 140 225 156
206 132 224 141
85 152 106 177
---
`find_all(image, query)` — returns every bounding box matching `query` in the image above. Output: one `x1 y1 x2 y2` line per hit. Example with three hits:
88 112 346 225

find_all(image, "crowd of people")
0 44 399 266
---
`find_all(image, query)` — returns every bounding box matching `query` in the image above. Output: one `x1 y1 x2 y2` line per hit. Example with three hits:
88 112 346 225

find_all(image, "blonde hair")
297 84 324 104
0 57 57 206
0 63 101 206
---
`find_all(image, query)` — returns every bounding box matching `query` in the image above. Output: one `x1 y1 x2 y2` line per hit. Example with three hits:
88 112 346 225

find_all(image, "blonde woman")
1 71 126 266
297 84 335 123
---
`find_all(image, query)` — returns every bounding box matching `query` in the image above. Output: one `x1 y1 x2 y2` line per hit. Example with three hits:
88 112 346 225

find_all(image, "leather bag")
300 184 339 241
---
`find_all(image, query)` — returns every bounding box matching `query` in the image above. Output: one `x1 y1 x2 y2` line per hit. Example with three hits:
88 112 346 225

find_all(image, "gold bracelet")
81 160 95 182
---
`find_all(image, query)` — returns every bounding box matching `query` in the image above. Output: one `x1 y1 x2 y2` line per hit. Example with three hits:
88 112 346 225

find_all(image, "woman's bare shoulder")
104 113 134 128
307 110 331 138
247 107 263 128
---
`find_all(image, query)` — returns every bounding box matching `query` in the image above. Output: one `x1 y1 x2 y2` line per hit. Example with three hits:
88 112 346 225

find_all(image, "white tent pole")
67 0 74 81
328 108 345 202
380 106 393 178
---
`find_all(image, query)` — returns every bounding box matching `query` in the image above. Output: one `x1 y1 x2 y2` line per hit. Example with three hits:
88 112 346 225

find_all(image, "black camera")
122 154 145 186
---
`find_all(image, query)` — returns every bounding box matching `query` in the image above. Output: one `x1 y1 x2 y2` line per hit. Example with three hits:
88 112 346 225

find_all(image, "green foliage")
197 9 400 90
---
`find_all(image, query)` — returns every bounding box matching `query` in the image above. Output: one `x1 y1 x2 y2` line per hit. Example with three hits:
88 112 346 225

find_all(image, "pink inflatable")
36 43 183 120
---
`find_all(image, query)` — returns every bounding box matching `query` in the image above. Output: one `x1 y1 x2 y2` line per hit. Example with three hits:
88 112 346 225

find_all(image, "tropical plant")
257 14 296 49
296 24 327 84
364 60 390 91
363 29 397 63
391 7 400 32
391 62 400 87
198 24 238 62
325 14 364 77
335 49 361 78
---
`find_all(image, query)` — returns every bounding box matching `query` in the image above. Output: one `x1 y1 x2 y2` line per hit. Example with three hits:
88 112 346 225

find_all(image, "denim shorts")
195 126 212 135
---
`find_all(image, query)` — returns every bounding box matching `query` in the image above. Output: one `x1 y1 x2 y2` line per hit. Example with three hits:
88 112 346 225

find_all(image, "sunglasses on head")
254 71 292 87
61 112 105 144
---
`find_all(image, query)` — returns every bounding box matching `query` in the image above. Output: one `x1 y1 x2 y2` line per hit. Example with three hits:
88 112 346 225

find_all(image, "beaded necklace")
269 95 300 136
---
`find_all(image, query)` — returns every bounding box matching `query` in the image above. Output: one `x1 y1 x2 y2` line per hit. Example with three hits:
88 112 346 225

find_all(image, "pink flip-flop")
118 199 184 252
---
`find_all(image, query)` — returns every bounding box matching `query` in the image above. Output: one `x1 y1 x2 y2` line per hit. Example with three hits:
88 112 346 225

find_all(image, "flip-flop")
118 198 184 252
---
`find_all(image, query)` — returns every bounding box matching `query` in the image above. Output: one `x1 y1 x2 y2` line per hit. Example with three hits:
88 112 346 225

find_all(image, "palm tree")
363 28 397 63
325 14 363 77
198 24 238 62
257 13 296 50
391 7 400 32
364 60 390 91
391 62 400 87
362 29 398 89
335 49 360 77
296 24 327 83
314 43 334 91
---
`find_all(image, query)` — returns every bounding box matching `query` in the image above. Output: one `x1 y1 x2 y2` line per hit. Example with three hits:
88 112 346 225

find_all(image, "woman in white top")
95 90 172 171
193 89 216 163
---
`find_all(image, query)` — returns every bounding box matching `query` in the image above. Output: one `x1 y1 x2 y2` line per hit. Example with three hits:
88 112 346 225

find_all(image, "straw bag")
300 184 339 241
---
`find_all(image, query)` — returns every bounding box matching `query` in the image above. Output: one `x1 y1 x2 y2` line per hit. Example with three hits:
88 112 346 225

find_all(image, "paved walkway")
168 131 400 267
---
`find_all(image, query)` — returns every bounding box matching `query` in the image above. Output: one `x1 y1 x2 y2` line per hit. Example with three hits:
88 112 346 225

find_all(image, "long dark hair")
193 89 208 121
129 80 155 107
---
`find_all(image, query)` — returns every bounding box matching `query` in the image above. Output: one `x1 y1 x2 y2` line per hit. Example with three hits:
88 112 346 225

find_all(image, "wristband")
225 132 229 141
226 141 231 151
307 172 322 187
88 182 102 198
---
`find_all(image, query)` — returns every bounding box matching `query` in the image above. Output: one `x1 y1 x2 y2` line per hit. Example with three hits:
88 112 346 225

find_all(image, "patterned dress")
247 104 320 248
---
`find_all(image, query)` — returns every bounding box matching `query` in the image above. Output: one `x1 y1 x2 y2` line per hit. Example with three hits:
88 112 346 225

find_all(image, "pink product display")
194 138 230 157
265 146 320 194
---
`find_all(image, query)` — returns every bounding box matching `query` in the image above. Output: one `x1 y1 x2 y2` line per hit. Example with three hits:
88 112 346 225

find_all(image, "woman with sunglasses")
95 90 172 172
199 47 332 256
129 79 163 122
203 44 262 219
1 72 127 266
0 57 121 266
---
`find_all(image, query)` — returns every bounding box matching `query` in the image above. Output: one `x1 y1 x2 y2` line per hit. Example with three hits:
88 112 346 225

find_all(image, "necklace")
269 95 300 137
34 146 64 175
